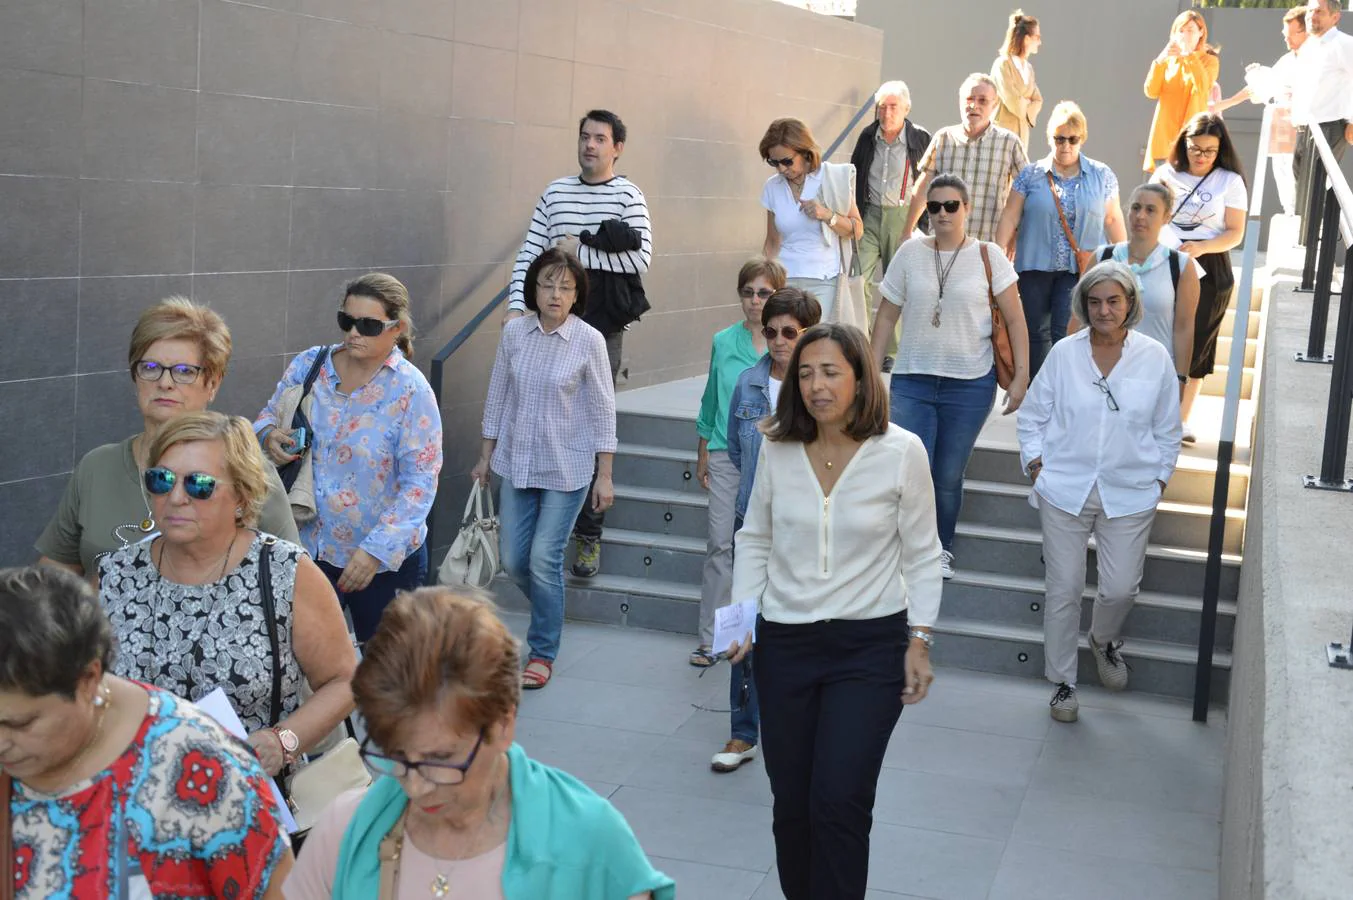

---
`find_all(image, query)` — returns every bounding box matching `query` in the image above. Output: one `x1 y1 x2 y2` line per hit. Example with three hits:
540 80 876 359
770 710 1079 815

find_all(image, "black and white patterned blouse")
99 532 305 734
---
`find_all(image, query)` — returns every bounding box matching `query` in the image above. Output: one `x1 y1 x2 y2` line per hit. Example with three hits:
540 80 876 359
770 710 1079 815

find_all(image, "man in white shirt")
504 110 653 578
1292 0 1353 227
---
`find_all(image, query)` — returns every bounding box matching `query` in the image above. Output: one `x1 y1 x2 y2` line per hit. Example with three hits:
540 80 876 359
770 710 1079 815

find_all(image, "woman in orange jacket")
1143 10 1219 172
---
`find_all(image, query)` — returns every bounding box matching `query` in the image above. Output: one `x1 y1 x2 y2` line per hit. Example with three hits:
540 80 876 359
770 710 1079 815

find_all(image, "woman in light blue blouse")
257 272 443 644
995 101 1126 378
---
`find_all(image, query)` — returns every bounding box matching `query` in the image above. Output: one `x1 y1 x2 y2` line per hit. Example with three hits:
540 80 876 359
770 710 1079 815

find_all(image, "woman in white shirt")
1151 112 1247 442
727 323 942 900
1017 262 1182 724
760 117 864 322
870 173 1031 580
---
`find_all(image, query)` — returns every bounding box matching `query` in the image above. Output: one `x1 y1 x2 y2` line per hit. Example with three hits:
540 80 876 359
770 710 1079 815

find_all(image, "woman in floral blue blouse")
257 272 443 642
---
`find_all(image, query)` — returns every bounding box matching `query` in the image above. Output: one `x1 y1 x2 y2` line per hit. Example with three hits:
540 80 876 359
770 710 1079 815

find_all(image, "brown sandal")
521 658 553 690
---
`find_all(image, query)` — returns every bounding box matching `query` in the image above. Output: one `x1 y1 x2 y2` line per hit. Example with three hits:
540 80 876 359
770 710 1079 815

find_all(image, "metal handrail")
422 91 879 559
1312 124 1353 246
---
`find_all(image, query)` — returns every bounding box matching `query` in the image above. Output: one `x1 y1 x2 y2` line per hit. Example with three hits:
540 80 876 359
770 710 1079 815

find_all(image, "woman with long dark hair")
1150 112 1247 443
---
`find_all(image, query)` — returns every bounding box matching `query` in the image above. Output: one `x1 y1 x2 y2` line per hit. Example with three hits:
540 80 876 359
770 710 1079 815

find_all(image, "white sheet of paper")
192 688 300 833
713 599 758 656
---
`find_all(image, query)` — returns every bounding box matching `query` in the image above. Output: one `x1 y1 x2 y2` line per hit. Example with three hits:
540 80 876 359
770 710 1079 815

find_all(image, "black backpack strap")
257 535 283 727
1168 249 1181 293
1100 246 1114 262
297 346 329 408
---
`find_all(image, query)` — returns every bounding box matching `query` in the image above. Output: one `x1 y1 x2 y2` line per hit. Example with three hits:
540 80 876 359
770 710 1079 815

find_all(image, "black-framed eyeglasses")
359 731 485 785
144 467 230 500
766 156 796 169
337 311 400 337
762 325 801 341
1053 135 1082 146
1093 376 1120 412
133 360 205 385
1186 144 1220 158
926 200 962 214
739 287 774 300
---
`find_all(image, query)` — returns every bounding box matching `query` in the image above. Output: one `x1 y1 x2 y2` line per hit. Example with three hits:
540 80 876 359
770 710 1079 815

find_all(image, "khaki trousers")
858 203 909 358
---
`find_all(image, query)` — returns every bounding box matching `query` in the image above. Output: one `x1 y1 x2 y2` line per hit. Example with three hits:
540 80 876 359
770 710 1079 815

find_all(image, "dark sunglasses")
739 287 774 300
337 310 399 337
766 156 796 169
358 731 484 785
144 467 229 500
926 200 963 214
133 360 205 385
762 325 802 341
1053 135 1082 146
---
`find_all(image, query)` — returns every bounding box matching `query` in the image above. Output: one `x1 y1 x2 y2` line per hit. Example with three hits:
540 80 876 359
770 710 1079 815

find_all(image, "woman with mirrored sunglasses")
285 586 675 900
710 286 821 777
870 173 1031 582
1016 262 1181 722
689 257 786 669
97 411 356 777
257 272 443 644
994 101 1126 379
36 296 300 580
1149 112 1247 444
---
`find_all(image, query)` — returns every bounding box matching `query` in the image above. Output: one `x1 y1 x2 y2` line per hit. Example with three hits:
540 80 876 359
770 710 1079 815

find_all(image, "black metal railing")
422 91 878 560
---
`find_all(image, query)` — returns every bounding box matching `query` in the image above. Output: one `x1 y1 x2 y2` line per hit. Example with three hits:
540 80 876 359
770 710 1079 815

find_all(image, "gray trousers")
1039 486 1157 687
698 450 741 648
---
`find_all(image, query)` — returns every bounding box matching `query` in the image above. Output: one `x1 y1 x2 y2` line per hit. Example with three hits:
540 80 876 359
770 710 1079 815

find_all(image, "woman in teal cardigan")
690 257 787 668
284 587 675 900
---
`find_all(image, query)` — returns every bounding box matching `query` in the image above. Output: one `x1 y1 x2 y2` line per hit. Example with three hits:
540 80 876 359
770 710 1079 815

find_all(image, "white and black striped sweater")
508 174 653 311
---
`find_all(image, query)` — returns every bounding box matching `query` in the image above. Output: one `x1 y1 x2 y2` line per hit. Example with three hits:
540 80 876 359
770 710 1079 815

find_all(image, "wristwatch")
909 628 934 649
828 213 839 229
271 726 300 765
1177 374 1188 385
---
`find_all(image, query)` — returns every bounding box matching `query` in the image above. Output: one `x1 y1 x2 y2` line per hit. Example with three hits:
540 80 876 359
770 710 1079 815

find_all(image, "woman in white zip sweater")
726 322 943 900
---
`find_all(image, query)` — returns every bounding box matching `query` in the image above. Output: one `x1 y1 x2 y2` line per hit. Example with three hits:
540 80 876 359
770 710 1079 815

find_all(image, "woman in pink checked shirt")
473 248 618 691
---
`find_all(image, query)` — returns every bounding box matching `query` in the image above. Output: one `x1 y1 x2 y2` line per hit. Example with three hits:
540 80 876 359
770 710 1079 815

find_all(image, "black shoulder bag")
276 347 329 491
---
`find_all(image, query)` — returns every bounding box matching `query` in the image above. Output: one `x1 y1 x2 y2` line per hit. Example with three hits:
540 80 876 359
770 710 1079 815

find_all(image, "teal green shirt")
696 323 763 452
332 744 675 900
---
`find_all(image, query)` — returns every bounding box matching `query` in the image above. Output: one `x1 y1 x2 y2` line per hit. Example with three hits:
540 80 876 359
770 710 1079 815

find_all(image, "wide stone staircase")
496 256 1270 703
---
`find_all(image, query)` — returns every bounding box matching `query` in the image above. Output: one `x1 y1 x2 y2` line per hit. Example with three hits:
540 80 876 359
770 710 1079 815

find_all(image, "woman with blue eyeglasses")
285 587 675 900
98 411 356 777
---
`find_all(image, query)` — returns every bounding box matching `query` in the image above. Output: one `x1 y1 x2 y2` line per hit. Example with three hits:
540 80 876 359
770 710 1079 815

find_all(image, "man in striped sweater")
505 109 653 578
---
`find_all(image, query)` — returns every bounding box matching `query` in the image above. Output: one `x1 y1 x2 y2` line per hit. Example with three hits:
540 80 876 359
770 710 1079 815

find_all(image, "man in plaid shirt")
904 73 1029 244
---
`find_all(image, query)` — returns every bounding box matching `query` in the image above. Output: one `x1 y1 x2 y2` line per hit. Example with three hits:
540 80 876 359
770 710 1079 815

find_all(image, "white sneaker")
711 739 757 773
1181 423 1196 444
1049 682 1079 723
1089 634 1130 691
940 549 955 580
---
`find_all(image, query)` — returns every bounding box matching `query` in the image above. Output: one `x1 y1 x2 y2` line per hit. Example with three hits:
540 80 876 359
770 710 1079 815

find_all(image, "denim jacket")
1012 154 1117 274
727 355 774 521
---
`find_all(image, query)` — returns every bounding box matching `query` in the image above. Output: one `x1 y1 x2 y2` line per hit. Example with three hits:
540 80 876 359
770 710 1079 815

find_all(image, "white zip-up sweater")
731 424 943 627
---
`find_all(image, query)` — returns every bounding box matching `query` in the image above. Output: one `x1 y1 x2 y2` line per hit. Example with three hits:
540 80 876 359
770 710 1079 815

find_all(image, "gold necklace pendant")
430 873 451 898
824 460 834 470
140 518 155 532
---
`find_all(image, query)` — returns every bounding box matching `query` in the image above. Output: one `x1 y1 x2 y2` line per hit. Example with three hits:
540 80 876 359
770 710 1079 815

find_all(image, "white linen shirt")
731 424 943 627
482 314 618 492
1017 329 1182 519
1292 27 1353 127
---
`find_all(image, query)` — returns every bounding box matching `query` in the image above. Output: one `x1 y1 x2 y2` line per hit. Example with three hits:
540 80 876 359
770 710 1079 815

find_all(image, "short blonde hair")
1046 100 1088 144
127 296 232 383
146 412 269 527
758 118 822 173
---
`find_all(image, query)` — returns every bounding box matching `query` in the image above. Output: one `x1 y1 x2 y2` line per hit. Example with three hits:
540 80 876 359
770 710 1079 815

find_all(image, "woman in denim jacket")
711 287 822 775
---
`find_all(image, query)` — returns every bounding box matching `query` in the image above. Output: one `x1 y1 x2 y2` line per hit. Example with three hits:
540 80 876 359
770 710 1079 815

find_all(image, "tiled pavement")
500 611 1225 900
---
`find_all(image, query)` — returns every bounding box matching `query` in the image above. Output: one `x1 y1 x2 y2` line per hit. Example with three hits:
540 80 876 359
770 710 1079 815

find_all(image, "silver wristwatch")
909 628 934 649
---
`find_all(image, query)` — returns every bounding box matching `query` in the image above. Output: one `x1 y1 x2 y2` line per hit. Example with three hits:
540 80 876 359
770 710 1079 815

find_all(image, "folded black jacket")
577 219 651 335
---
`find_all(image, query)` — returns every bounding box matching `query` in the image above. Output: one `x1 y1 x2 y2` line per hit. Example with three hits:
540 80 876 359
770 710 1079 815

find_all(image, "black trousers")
1294 120 1350 234
754 611 908 900
1189 251 1235 379
572 330 624 540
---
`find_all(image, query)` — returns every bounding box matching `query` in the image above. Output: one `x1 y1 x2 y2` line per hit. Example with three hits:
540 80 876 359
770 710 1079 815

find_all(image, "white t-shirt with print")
1151 164 1247 247
762 170 841 280
879 237 1019 380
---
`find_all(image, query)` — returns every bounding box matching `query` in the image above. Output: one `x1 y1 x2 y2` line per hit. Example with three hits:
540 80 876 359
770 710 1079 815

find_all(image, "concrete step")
493 572 700 636
961 479 1245 554
584 527 705 584
616 412 695 450
1224 307 1261 340
1215 335 1259 368
950 521 1240 598
1201 364 1254 399
606 484 709 539
932 618 1229 703
964 443 1250 508
942 569 1235 652
612 443 699 493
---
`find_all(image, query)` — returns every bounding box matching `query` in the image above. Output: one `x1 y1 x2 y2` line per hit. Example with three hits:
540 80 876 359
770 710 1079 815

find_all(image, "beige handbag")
437 480 502 589
286 738 372 834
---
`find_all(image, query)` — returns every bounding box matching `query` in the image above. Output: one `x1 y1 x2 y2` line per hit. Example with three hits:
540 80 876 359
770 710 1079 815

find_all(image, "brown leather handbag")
979 243 1017 390
1046 171 1097 276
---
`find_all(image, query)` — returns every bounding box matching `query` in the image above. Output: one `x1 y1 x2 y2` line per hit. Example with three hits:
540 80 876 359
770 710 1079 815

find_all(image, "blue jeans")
500 481 590 661
889 369 997 550
1018 269 1078 379
730 514 759 745
317 543 428 644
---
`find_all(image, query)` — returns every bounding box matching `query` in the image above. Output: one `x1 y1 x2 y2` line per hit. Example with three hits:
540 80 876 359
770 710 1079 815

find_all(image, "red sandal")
521 658 553 690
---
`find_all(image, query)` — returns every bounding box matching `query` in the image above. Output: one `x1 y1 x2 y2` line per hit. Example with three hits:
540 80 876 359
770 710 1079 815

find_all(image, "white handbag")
437 481 502 588
286 737 372 835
